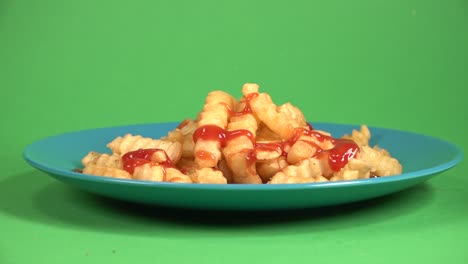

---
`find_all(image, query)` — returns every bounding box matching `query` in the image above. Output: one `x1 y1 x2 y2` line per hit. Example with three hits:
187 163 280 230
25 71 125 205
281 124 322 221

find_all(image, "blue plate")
23 122 463 210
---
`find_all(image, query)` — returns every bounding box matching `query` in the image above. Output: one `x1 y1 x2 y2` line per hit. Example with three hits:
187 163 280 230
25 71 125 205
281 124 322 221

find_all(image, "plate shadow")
0 170 436 237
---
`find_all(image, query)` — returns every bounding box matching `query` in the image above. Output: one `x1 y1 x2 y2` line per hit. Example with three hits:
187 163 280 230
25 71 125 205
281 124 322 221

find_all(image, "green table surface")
1 0 467 263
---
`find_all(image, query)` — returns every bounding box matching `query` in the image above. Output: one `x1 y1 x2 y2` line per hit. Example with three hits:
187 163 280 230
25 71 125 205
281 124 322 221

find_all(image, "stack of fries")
81 83 402 184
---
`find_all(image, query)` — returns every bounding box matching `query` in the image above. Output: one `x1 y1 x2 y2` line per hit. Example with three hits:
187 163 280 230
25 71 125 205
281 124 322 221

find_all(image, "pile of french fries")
81 83 402 184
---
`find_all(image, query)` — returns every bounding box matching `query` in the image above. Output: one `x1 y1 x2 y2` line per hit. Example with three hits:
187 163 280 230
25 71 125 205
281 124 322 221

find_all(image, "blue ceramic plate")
23 122 463 210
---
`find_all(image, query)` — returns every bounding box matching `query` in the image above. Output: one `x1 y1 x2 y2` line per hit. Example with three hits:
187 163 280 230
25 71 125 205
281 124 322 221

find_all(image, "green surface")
1 0 467 263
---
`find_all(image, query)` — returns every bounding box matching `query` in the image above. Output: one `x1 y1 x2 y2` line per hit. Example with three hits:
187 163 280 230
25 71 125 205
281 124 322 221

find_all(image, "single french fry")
342 125 371 147
248 92 308 140
83 165 132 179
107 134 182 163
82 151 122 169
256 156 288 183
222 84 262 184
163 119 198 158
131 163 192 183
194 91 236 168
268 158 327 184
190 168 227 184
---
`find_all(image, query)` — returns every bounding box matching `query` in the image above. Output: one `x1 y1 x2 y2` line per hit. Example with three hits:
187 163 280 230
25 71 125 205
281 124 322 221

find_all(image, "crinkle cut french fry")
222 84 262 184
190 168 227 184
180 119 197 158
286 140 320 165
256 156 288 183
82 151 122 168
286 131 336 165
83 165 132 179
133 164 192 183
107 134 182 163
268 158 328 184
194 91 236 168
217 159 233 184
176 158 199 176
249 92 308 140
165 168 193 183
330 158 371 181
133 164 165 182
255 142 282 161
357 145 402 176
163 119 198 158
256 123 282 142
342 125 371 147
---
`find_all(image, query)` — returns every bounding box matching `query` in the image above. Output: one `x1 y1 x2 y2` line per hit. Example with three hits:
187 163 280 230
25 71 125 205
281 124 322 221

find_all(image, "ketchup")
122 148 173 174
289 128 335 143
122 158 152 174
223 93 259 117
192 91 358 172
193 124 359 172
195 150 217 163
193 125 255 147
254 142 287 156
319 139 359 171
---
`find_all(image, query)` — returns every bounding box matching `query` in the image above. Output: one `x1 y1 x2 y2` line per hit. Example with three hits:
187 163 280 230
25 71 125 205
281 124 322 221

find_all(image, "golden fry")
194 91 236 168
268 158 328 184
190 168 227 184
163 119 197 158
107 134 182 163
256 156 288 183
83 165 132 179
222 84 262 184
132 164 192 183
342 125 371 147
82 151 122 169
248 91 308 140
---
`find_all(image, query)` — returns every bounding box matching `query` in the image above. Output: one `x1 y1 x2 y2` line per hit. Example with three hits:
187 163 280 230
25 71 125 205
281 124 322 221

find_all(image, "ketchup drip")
223 93 259 117
253 128 330 158
245 149 258 168
122 148 173 174
289 128 335 144
319 139 359 171
193 125 255 147
289 129 359 171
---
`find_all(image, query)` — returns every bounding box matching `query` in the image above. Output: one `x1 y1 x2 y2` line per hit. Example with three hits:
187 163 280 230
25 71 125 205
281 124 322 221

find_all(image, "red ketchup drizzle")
195 150 216 162
254 128 331 159
194 92 359 172
289 128 335 143
254 142 287 156
223 93 259 117
319 139 359 171
193 125 255 147
193 124 359 172
122 148 173 174
245 149 258 167
289 128 359 171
